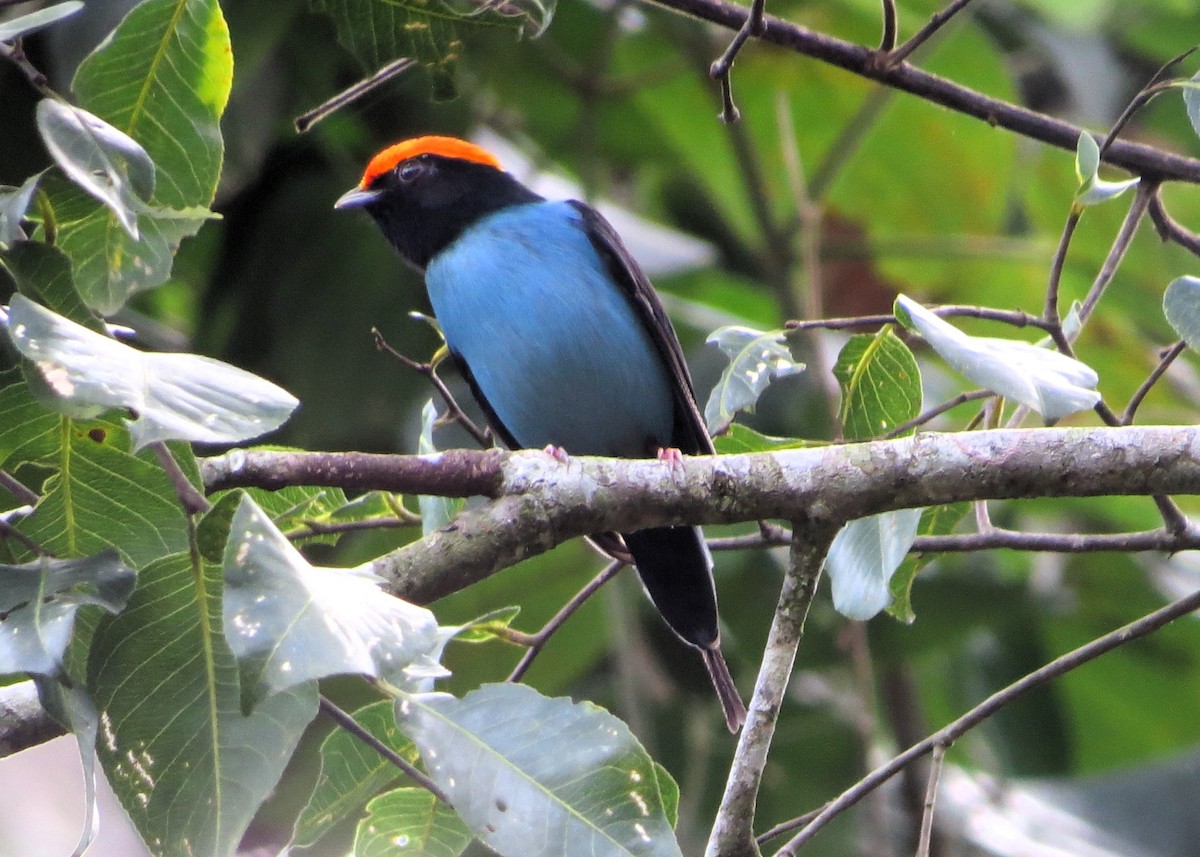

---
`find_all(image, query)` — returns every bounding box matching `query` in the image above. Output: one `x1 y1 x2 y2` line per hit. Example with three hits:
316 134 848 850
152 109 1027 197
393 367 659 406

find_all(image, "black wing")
568 201 715 457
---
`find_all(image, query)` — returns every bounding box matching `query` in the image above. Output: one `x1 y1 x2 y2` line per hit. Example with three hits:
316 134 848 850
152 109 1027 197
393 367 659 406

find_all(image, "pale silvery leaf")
0 173 42 246
1163 276 1200 348
35 100 154 238
895 296 1100 420
1183 72 1200 141
705 325 805 435
418 399 464 535
223 496 450 710
0 1 83 40
1 294 298 449
0 551 135 678
827 509 923 621
1074 132 1139 206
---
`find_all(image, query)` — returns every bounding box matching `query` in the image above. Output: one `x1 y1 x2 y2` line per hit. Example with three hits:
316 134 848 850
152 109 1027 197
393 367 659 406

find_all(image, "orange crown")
359 136 502 188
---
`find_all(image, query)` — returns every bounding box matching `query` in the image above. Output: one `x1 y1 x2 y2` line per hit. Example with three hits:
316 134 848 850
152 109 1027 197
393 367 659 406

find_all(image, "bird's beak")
334 187 382 210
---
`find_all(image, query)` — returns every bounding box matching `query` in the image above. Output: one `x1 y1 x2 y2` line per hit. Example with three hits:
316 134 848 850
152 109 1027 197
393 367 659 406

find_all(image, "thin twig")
0 518 46 555
1122 341 1187 425
709 0 766 123
1148 189 1200 257
787 305 1047 333
886 0 978 66
884 390 993 439
372 328 492 448
0 470 39 506
294 58 417 132
289 515 415 540
0 39 53 96
151 443 210 516
776 583 1200 853
319 695 450 804
1097 47 1197 157
1042 209 1081 335
877 0 897 52
506 559 626 682
704 522 838 857
915 743 947 857
1076 180 1157 328
648 0 1200 182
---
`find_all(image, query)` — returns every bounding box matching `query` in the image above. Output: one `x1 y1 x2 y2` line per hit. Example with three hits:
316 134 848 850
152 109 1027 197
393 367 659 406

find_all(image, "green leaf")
396 683 683 857
1 295 299 449
0 174 43 246
887 502 970 623
711 424 816 455
45 0 232 312
355 787 473 857
18 425 190 567
1074 131 1139 207
222 496 449 711
419 399 465 534
0 0 83 39
449 606 522 644
1163 275 1200 349
292 699 416 849
0 551 134 678
895 295 1099 420
35 100 154 239
832 327 922 441
826 509 923 621
1 240 102 330
703 326 805 436
0 372 60 471
89 552 318 857
311 0 555 99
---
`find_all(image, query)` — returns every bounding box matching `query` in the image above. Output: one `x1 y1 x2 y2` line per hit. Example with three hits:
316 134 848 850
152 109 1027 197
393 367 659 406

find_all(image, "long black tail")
622 525 747 732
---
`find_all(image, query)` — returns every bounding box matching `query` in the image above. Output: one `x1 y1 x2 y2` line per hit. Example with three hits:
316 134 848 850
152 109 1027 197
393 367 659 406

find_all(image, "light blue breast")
425 201 675 457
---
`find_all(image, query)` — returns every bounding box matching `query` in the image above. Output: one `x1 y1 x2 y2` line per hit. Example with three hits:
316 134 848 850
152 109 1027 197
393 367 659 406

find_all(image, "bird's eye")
396 162 424 183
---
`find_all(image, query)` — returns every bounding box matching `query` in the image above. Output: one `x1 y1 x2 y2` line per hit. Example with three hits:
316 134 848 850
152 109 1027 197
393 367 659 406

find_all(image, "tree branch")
705 521 838 857
644 0 1200 183
201 425 1200 605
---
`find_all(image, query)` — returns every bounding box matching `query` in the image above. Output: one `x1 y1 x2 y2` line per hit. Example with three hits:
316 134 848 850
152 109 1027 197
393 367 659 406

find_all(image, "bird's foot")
542 444 571 464
657 447 685 468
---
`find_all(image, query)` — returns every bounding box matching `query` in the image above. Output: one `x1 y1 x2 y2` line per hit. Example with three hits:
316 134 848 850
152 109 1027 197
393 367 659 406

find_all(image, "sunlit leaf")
419 399 465 534
1074 132 1139 207
0 294 298 449
832 327 922 441
222 496 449 710
704 326 804 436
36 100 153 238
449 606 522 644
354 787 472 857
826 509 923 621
0 0 83 39
395 683 682 857
894 296 1099 420
1 240 101 330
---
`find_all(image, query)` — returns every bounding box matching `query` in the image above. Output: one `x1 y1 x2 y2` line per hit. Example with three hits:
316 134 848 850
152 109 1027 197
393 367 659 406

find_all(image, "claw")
543 444 571 464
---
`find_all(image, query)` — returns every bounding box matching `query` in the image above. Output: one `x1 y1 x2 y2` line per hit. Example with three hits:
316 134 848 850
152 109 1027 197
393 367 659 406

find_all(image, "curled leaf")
826 509 922 621
895 296 1099 420
1074 132 1139 207
704 325 805 435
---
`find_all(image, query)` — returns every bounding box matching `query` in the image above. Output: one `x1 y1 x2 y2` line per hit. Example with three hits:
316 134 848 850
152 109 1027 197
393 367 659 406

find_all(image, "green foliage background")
4 0 1200 854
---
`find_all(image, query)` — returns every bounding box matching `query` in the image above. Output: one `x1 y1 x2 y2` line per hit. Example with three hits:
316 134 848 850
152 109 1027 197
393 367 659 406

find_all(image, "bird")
336 135 746 732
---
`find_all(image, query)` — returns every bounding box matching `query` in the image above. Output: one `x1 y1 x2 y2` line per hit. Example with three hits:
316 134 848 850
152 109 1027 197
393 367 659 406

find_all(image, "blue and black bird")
336 136 746 731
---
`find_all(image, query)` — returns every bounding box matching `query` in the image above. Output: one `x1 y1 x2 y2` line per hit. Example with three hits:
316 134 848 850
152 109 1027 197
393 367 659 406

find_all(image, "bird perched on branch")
336 135 746 732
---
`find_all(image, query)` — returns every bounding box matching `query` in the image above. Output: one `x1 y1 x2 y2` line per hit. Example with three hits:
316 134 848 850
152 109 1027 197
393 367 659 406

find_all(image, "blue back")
426 201 675 457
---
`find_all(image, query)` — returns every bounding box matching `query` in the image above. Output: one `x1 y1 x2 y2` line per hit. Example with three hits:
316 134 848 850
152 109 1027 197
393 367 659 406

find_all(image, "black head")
336 136 542 270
